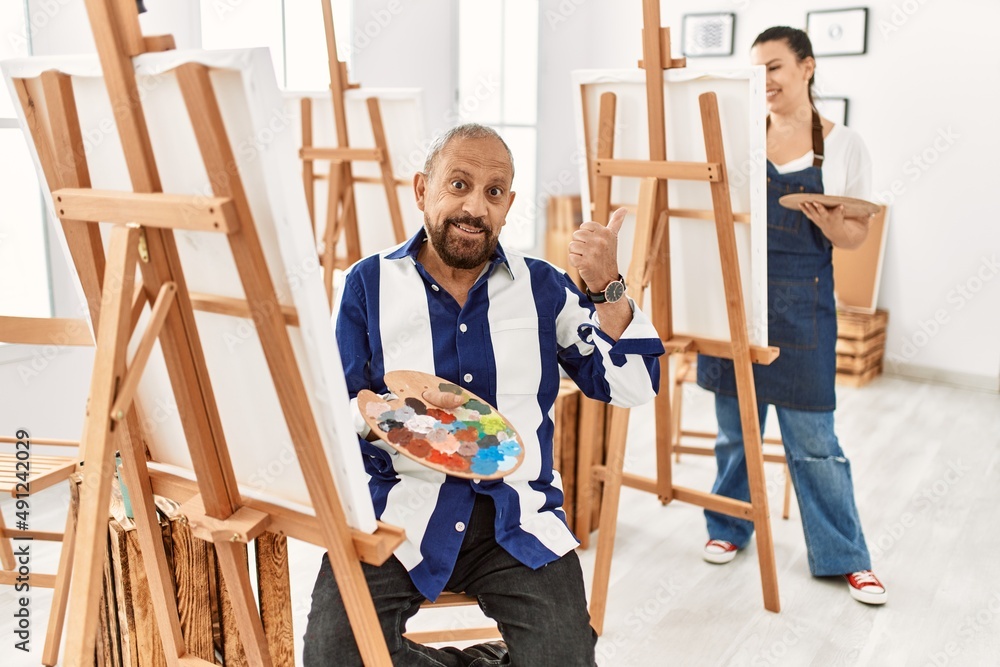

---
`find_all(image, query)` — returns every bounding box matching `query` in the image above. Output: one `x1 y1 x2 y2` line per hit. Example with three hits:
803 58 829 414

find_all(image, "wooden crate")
99 512 214 667
837 309 888 341
96 488 293 666
836 310 888 387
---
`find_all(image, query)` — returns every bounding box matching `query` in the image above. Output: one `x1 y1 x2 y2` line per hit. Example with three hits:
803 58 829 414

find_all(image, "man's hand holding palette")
357 370 525 480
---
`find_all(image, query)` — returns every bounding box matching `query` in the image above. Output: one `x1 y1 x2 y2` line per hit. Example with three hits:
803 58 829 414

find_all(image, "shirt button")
459 323 468 333
463 373 473 383
431 284 440 291
455 522 466 532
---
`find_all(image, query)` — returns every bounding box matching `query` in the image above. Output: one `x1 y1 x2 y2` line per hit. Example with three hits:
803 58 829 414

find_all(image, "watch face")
605 280 626 303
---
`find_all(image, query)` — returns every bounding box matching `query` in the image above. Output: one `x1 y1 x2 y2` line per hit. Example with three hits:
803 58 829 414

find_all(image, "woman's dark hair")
753 26 816 108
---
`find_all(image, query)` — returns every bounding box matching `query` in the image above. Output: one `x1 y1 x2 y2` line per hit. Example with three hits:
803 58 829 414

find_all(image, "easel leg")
323 159 343 305
301 98 316 231
41 479 79 666
782 464 792 520
588 405 631 635
744 407 780 612
64 225 140 663
671 353 685 464
367 98 406 245
342 165 362 265
700 92 780 613
115 413 187 660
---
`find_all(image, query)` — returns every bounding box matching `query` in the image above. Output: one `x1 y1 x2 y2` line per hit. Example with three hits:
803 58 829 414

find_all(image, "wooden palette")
779 193 881 219
357 370 524 480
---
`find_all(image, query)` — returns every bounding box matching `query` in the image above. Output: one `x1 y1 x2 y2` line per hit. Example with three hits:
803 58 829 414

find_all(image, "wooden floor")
3 375 999 666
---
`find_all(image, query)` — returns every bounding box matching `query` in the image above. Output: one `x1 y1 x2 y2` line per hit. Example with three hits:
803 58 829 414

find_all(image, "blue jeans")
303 493 597 666
705 393 872 576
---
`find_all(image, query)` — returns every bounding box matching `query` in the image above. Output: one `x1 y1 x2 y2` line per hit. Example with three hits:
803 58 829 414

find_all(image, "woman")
696 26 886 605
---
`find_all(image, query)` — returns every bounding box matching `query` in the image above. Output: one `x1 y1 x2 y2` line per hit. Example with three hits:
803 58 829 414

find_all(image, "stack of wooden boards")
95 482 293 666
836 309 888 387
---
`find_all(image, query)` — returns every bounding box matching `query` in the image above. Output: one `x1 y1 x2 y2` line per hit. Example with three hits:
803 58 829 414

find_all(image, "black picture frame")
681 13 736 58
815 96 850 126
806 8 869 56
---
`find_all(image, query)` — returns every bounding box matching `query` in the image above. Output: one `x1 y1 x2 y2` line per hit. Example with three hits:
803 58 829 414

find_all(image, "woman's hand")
800 201 872 249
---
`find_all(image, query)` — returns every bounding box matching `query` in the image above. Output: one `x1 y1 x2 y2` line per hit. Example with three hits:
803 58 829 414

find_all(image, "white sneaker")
845 570 887 605
703 539 738 564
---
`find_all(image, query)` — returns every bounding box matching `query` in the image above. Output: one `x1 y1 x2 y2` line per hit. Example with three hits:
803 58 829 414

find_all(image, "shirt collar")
386 228 514 280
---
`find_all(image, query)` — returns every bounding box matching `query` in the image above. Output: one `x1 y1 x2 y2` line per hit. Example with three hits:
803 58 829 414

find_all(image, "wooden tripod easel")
10 1 402 664
583 0 781 633
300 0 407 305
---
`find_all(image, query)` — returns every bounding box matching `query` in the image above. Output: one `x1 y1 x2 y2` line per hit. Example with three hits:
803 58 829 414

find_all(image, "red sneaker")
845 570 887 605
703 539 738 564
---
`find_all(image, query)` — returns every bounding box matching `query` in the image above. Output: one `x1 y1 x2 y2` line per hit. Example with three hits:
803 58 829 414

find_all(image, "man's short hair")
422 123 515 180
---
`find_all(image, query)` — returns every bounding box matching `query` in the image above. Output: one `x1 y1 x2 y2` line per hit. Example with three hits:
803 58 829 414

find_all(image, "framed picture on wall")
682 13 735 57
807 8 868 56
815 96 849 126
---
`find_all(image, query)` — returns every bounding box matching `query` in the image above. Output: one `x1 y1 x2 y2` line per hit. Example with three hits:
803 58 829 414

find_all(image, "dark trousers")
303 494 597 666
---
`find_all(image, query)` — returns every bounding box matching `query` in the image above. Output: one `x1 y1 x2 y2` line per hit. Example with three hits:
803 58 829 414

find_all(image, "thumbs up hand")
568 207 627 294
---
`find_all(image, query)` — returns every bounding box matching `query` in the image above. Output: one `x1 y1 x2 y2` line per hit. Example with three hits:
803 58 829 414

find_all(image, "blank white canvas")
2 48 377 533
573 68 768 348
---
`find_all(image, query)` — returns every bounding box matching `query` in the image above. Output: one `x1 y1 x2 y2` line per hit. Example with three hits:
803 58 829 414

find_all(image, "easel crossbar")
52 188 240 232
301 146 383 162
662 336 779 365
595 158 721 181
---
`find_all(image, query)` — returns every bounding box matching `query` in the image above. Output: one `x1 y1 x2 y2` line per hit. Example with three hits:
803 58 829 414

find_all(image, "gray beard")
425 214 498 270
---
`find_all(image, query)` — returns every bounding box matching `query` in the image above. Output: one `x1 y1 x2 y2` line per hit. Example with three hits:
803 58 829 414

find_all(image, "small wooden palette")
779 193 881 219
357 370 525 480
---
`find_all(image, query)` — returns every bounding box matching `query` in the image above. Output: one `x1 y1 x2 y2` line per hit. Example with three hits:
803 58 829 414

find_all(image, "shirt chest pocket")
488 317 553 395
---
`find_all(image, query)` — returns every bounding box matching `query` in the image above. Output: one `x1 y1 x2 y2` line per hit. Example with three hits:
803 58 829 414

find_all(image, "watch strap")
585 274 625 304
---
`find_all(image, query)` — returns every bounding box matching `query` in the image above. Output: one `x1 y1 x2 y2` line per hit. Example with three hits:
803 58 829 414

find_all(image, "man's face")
414 136 516 270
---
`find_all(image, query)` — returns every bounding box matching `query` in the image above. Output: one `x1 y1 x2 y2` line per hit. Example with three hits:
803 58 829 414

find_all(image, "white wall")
352 0 455 154
535 0 1000 391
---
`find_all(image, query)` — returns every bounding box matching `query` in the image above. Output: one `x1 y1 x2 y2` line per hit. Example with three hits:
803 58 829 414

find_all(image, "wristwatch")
585 275 626 304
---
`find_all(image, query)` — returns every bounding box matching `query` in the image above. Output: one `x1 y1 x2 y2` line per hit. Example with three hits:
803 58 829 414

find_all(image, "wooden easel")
10 1 402 664
300 0 407 305
582 0 782 633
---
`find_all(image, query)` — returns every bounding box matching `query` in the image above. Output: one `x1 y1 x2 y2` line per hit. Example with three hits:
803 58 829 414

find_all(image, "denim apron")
697 111 837 411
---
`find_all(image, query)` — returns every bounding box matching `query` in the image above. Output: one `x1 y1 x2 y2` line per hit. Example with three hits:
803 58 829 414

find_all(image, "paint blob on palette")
357 370 524 480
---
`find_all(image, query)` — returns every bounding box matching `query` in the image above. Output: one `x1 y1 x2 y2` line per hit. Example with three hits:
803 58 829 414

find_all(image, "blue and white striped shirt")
335 229 664 601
